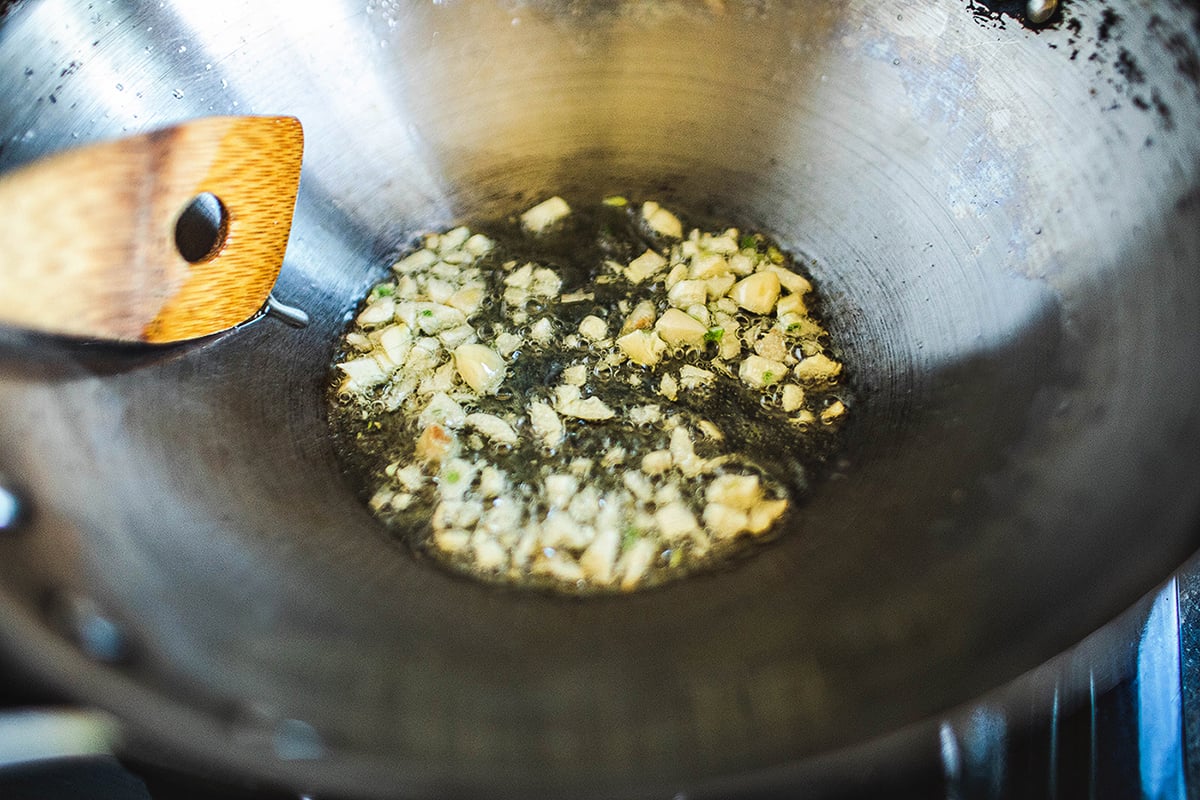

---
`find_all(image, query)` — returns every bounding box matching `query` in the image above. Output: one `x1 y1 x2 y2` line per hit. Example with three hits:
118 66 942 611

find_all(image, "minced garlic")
331 198 848 593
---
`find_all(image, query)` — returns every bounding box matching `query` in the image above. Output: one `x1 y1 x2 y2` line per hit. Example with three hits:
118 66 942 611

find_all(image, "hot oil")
327 197 850 593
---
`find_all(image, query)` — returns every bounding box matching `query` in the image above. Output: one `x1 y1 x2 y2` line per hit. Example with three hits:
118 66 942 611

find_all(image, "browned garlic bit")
333 197 848 593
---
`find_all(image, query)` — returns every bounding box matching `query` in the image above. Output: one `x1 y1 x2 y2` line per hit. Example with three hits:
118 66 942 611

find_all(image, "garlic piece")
654 308 708 347
620 538 658 590
667 279 708 310
617 330 667 367
337 356 390 393
393 248 437 274
703 503 749 539
706 474 762 510
453 343 506 395
820 399 848 424
578 315 608 342
529 400 564 447
580 527 620 584
378 323 413 367
419 392 467 430
641 201 684 238
760 263 813 294
678 364 715 389
794 353 843 382
521 196 571 232
654 502 701 541
689 253 729 280
746 498 788 534
738 354 787 389
356 297 395 327
626 249 668 284
781 384 806 412
621 300 657 335
641 450 673 475
465 412 518 445
730 272 781 314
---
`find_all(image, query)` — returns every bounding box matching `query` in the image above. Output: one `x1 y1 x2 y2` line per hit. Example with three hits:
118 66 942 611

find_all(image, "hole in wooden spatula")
174 192 228 263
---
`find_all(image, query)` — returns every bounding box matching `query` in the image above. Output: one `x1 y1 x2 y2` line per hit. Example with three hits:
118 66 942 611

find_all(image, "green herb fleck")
739 234 757 250
762 370 777 384
445 470 461 484
621 525 640 550
704 327 724 343
420 309 433 317
602 195 628 207
767 245 785 264
369 283 395 300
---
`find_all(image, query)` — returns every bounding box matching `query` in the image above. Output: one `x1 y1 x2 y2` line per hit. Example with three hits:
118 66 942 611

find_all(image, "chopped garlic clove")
730 272 781 314
562 364 588 386
578 315 608 342
641 450 673 475
580 526 620 584
654 502 701 541
393 248 437 274
465 412 518 445
626 249 668 284
494 331 523 357
654 308 708 347
453 344 506 395
760 263 813 294
530 267 562 298
705 274 736 300
446 286 484 316
659 372 679 401
419 392 467 430
678 364 716 389
617 330 667 367
414 302 467 334
794 353 843 382
521 196 571 232
781 383 806 412
738 354 787 389
621 300 657 335
378 324 413 365
620 538 658 590
706 474 763 510
746 498 788 534
356 297 395 327
775 292 808 318
820 399 848 424
689 253 729 280
529 401 564 447
641 201 684 238
337 356 389 392
703 503 749 539
669 426 706 477
504 262 534 289
667 279 708 309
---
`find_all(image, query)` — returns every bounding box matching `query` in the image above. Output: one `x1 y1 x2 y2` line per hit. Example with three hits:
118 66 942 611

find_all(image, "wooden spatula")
0 115 304 343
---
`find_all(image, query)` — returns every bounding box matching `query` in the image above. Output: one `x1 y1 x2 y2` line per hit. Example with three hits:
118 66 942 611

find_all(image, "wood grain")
0 116 304 343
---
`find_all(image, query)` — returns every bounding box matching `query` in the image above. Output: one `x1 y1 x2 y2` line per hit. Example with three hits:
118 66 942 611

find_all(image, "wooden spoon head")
0 115 304 344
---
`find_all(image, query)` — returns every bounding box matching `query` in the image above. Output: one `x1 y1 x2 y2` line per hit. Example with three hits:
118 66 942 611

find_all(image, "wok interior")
1 1 1199 796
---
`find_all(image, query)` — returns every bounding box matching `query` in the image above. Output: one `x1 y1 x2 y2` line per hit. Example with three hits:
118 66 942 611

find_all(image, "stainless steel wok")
0 0 1198 797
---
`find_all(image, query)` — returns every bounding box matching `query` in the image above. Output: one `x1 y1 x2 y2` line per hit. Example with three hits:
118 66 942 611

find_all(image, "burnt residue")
1150 13 1200 85
1097 7 1121 41
963 0 1200 131
966 0 1066 31
1115 47 1146 83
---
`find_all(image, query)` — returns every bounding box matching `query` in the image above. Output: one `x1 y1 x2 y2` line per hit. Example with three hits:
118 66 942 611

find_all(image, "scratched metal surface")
0 0 1197 797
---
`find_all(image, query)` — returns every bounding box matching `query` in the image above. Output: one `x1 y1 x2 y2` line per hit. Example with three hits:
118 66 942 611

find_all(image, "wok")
1 0 1199 796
